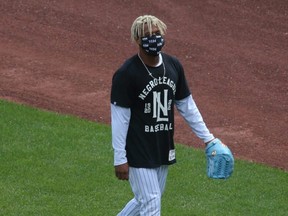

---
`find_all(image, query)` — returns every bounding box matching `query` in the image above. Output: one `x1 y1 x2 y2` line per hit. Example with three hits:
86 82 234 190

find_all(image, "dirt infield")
1 0 287 170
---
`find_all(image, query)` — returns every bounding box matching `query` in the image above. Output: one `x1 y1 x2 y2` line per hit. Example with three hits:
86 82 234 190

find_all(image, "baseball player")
111 15 232 216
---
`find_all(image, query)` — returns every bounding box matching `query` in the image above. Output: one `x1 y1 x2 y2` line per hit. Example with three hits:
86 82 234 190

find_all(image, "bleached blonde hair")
131 15 167 42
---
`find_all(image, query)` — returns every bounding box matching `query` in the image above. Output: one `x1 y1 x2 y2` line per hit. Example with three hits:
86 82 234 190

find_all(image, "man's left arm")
175 94 215 143
175 95 234 179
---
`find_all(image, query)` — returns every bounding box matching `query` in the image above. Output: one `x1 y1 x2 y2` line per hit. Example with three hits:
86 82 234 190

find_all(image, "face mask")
140 34 165 56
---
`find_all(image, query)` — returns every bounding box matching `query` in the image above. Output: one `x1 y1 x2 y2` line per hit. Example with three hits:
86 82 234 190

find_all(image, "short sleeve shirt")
111 53 190 168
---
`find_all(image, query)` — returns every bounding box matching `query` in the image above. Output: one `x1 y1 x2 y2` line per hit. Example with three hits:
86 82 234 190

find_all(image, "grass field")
0 99 287 215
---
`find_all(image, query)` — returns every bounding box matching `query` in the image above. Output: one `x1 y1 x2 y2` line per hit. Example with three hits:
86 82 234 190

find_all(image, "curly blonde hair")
131 15 167 42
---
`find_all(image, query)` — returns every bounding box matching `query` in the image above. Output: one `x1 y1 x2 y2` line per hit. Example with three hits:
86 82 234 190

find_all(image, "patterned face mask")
140 34 165 56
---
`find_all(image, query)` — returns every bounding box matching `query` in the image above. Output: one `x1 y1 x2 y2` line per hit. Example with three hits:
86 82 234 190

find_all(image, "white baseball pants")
117 165 168 216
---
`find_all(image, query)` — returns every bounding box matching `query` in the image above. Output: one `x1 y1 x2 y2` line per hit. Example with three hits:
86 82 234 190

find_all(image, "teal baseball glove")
205 138 234 179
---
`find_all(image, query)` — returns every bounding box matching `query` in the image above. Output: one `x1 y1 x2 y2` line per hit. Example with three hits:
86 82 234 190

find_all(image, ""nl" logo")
153 90 169 122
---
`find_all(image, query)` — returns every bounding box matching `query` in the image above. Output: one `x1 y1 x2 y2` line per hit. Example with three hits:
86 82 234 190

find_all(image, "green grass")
0 100 287 216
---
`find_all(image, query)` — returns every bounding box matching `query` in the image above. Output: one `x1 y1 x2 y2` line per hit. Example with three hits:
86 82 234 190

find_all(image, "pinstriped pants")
117 165 168 216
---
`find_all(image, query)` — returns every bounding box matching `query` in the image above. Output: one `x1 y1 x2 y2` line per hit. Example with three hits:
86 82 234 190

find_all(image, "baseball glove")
205 138 234 179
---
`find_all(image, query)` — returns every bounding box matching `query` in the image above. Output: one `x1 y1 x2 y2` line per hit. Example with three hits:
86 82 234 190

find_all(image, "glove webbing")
207 155 233 179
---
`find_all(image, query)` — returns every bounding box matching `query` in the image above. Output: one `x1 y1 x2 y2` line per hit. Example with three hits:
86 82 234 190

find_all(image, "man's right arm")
111 103 131 165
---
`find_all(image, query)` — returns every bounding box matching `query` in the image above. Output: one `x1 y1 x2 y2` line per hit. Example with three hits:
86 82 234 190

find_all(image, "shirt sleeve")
175 94 214 143
173 57 191 100
111 68 133 108
111 103 131 166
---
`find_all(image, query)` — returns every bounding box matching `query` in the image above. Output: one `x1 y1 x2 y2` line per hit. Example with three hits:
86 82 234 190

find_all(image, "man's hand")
115 163 129 180
205 138 215 146
205 138 234 179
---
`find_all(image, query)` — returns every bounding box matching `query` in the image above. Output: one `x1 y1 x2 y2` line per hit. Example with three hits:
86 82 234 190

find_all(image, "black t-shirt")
111 53 190 168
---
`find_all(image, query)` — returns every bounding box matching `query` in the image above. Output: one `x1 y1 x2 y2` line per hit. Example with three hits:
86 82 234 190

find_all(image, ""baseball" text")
144 123 173 132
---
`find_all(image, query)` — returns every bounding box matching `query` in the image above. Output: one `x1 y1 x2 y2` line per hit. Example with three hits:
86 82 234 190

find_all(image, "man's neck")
138 50 160 67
